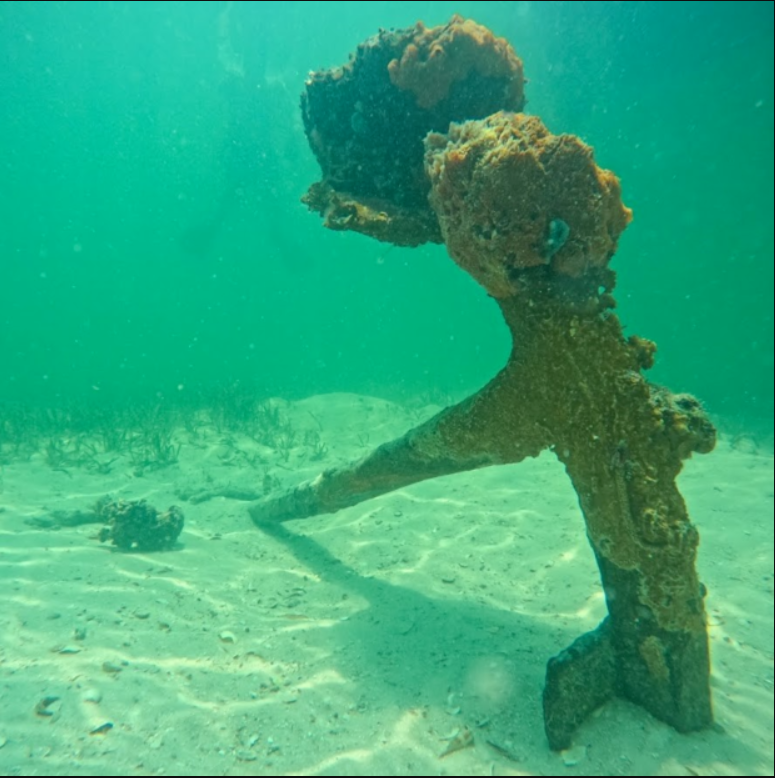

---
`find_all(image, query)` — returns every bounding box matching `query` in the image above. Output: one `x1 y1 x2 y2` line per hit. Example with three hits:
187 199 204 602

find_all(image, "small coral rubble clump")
426 112 633 297
96 497 184 552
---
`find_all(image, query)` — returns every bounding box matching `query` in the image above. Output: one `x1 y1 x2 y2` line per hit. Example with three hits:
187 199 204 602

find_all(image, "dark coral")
96 498 184 552
301 15 524 246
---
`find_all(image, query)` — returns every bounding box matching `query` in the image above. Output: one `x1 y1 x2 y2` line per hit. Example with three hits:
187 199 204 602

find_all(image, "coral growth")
650 388 717 460
426 112 633 297
289 15 715 750
388 14 524 110
303 181 441 247
96 497 184 552
301 16 524 246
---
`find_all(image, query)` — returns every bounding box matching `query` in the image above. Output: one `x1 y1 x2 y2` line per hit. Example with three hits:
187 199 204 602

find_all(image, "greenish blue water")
0 6 773 776
1 1 772 429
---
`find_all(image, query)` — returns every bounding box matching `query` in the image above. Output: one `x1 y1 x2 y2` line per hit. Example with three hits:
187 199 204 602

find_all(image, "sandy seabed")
1 393 773 777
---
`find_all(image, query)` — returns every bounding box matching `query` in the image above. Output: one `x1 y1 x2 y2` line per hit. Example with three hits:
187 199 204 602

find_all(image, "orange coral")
426 112 632 297
388 15 524 110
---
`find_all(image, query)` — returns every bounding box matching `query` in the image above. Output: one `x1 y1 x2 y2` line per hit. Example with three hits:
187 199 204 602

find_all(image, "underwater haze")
1 2 773 777
0 1 772 422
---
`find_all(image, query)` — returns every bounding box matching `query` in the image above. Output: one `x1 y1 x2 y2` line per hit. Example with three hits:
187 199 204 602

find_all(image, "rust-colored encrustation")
249 16 715 751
